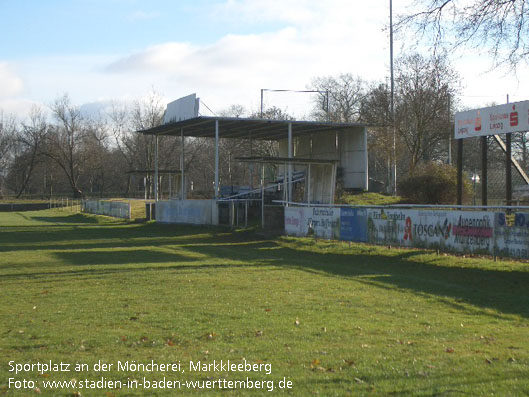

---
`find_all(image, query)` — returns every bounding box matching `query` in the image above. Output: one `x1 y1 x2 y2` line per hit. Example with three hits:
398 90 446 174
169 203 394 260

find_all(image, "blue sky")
1 0 284 57
1 0 528 119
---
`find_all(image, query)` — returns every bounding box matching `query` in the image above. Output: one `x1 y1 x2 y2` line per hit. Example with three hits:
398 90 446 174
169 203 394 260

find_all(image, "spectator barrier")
285 204 529 260
82 200 131 219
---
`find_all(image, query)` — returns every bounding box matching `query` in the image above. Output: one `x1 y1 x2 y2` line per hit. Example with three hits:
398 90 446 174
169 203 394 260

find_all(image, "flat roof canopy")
126 169 183 174
235 156 337 165
139 116 367 140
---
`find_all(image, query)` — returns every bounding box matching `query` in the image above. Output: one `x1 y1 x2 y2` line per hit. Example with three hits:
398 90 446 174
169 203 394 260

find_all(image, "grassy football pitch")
1 209 528 396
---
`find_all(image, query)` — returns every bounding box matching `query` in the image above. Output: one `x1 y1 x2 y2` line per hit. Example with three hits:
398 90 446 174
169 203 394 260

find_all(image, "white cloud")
0 98 42 120
103 1 393 116
0 63 24 98
6 0 529 120
217 0 320 25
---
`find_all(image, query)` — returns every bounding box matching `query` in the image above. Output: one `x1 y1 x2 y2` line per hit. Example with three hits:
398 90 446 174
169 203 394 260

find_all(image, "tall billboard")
454 100 529 139
163 93 200 124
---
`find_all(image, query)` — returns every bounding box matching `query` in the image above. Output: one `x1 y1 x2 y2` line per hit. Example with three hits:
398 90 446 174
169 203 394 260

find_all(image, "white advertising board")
454 100 529 139
494 212 529 259
284 206 340 239
367 209 494 255
163 93 200 124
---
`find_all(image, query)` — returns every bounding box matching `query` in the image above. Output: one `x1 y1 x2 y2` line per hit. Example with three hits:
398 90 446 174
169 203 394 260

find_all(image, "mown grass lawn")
1 209 528 396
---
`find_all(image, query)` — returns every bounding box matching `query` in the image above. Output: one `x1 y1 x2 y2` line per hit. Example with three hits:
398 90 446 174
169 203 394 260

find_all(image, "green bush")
398 162 470 204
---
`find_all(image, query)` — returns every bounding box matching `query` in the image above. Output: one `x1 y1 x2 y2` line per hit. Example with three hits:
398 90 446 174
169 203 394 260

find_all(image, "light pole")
390 0 397 196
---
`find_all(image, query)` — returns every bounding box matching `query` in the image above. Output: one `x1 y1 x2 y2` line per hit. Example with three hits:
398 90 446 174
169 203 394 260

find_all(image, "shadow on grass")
1 214 529 319
0 262 259 281
0 221 237 252
182 241 529 319
53 249 197 266
31 213 103 224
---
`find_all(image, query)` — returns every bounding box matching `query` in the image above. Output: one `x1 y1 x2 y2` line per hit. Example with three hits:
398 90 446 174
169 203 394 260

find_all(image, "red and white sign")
454 100 529 139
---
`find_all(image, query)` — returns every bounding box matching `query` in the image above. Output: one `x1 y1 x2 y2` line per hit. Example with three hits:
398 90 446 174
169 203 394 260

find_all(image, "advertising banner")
284 207 307 236
494 212 529 259
340 207 367 242
367 209 410 246
367 209 494 255
284 206 340 239
454 100 529 139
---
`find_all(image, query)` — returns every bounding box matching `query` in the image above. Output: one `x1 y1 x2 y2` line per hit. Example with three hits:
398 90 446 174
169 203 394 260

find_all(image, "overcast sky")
1 0 528 119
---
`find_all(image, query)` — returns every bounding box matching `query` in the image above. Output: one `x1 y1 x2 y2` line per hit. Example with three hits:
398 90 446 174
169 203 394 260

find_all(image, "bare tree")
360 82 395 189
219 104 247 118
397 0 529 69
0 111 16 195
44 94 87 198
11 106 48 197
360 53 458 182
309 74 366 122
394 53 458 170
0 111 16 170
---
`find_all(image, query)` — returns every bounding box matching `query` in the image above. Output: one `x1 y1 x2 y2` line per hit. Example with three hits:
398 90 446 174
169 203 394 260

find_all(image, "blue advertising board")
340 208 367 242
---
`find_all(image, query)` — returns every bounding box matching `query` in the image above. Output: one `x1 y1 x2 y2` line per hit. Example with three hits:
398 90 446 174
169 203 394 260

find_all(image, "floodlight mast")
390 0 397 196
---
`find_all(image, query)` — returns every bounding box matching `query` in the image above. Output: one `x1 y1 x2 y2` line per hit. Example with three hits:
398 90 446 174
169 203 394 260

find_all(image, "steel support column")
288 123 292 204
181 128 185 200
457 139 463 206
154 135 159 201
215 120 219 199
506 132 512 206
481 136 488 206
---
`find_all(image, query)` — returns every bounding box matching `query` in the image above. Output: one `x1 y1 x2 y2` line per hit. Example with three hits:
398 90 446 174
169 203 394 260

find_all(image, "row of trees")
1 51 528 199
310 53 457 190
0 92 278 199
1 94 176 198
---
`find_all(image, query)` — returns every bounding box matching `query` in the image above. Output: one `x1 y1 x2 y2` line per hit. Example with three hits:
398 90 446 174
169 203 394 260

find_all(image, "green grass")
338 192 403 206
1 210 529 396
